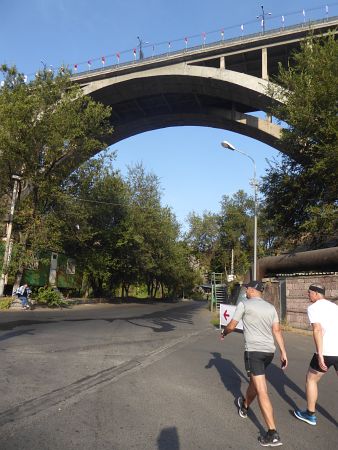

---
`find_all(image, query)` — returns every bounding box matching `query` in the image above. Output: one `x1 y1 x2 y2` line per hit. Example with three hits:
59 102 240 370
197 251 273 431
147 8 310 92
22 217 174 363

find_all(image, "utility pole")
0 175 21 296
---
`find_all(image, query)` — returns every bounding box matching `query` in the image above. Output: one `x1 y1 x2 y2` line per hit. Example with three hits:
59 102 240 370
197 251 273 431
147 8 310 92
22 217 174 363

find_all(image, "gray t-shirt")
233 297 279 352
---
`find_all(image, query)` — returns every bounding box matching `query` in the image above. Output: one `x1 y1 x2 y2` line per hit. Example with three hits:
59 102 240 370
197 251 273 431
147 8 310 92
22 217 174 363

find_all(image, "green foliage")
185 211 220 270
0 64 113 264
264 33 338 246
36 287 69 308
0 298 12 309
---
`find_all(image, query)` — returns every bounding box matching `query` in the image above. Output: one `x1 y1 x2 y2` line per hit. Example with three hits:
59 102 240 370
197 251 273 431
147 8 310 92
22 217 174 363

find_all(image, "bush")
36 287 69 308
0 298 12 310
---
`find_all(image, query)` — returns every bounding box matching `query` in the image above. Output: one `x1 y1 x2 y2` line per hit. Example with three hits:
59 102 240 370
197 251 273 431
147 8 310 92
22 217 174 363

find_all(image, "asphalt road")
0 301 337 449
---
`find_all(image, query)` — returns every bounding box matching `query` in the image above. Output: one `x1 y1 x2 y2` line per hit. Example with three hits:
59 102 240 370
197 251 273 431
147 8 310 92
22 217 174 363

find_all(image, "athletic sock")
268 429 277 435
306 410 315 416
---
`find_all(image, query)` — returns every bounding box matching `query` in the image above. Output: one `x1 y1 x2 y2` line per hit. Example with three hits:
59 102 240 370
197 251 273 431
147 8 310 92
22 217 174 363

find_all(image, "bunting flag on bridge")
87 60 92 69
202 32 206 46
302 9 306 22
240 24 244 36
116 52 120 64
184 36 188 49
220 29 224 40
168 41 171 52
326 4 329 19
133 48 137 60
101 56 106 66
74 63 78 72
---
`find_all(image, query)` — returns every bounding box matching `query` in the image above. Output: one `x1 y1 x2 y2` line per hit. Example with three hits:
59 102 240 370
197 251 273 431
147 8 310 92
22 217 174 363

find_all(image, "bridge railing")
71 15 338 79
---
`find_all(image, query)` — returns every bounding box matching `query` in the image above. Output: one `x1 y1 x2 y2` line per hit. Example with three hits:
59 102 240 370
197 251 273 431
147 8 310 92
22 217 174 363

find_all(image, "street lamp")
221 140 258 280
257 5 272 34
137 36 149 60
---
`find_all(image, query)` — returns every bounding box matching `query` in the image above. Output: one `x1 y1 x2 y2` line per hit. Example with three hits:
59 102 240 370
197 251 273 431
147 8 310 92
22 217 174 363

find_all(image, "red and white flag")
116 52 120 63
133 48 136 60
74 63 78 72
101 56 106 66
202 32 206 45
87 60 92 69
184 36 188 49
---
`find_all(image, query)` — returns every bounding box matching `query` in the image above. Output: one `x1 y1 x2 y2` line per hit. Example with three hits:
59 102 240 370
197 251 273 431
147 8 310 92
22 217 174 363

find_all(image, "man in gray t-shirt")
221 280 288 447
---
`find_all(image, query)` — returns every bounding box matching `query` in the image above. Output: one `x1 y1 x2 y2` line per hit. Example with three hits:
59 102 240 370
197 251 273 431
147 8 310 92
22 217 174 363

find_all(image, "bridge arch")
80 63 284 156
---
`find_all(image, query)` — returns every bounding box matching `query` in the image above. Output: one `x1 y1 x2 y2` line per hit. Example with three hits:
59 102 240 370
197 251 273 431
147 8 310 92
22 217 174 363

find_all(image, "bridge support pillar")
261 48 272 122
261 47 268 80
220 56 225 69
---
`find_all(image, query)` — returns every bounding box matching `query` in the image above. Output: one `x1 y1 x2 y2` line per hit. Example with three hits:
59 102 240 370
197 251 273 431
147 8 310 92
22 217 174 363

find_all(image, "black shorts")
309 353 338 373
244 351 274 376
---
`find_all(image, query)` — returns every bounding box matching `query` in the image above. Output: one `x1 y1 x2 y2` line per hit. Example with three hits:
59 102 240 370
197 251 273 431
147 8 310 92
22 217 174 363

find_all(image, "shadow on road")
205 352 265 434
267 362 338 428
0 328 35 341
124 304 200 333
0 303 201 332
157 426 180 450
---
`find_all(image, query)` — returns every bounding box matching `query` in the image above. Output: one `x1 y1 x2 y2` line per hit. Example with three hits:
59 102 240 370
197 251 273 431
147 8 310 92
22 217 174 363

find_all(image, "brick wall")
285 275 338 330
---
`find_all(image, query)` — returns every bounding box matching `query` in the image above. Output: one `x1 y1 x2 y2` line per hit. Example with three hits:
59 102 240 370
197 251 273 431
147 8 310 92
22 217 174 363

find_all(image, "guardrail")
71 16 338 79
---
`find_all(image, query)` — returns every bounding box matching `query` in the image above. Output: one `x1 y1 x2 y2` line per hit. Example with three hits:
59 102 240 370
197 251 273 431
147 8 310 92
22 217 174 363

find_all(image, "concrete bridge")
72 17 338 159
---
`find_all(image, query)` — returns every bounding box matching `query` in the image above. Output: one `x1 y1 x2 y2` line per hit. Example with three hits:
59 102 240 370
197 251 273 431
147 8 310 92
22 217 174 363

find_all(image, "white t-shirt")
307 299 338 356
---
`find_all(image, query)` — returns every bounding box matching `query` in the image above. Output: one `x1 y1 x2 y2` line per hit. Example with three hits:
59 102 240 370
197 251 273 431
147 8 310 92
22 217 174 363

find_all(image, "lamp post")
137 36 149 60
0 174 21 297
221 140 258 280
257 5 272 34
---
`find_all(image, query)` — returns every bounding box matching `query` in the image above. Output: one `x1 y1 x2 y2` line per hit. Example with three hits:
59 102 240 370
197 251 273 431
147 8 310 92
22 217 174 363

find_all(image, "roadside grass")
0 298 12 310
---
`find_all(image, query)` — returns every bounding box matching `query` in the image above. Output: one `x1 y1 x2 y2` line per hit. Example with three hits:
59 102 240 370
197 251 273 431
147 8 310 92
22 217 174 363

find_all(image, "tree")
218 190 255 277
0 65 113 286
263 33 338 247
184 211 220 271
59 153 129 297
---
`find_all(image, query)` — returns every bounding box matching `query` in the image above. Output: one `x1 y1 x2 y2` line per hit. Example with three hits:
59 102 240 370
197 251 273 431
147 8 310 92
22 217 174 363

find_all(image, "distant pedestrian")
16 283 32 310
294 284 338 426
221 280 287 447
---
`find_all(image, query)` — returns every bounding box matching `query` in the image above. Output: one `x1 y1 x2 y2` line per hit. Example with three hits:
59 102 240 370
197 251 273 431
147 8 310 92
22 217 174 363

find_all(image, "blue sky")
1 1 337 230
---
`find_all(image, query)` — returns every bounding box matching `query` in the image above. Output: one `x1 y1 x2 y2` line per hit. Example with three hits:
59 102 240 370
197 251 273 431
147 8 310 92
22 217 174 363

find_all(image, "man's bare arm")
222 319 239 336
272 322 288 368
312 322 327 371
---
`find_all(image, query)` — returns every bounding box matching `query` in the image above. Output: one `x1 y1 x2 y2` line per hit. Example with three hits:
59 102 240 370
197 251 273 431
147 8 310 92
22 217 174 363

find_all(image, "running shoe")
258 431 283 447
237 396 248 418
293 409 317 425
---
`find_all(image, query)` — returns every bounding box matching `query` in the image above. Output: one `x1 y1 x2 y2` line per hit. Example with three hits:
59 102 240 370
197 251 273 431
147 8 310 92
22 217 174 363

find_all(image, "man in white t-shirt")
294 283 338 426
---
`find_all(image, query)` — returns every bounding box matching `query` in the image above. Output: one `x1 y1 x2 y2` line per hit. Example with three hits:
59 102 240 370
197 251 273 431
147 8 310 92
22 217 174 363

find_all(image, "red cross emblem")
223 310 230 321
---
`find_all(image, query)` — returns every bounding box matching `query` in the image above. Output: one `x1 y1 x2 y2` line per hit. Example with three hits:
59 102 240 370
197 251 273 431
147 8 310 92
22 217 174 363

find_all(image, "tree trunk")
12 232 28 294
